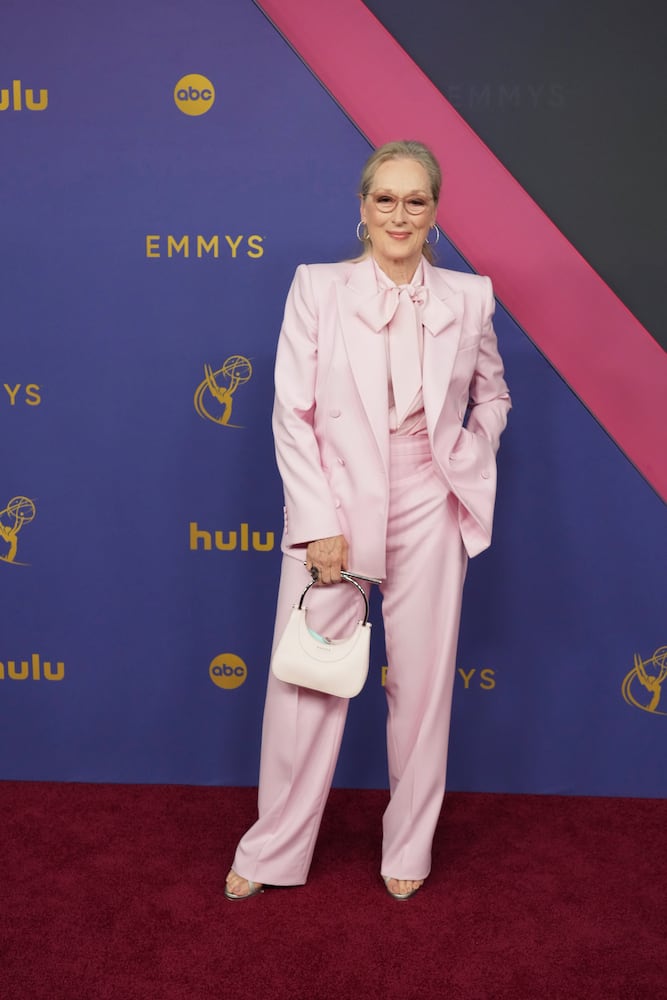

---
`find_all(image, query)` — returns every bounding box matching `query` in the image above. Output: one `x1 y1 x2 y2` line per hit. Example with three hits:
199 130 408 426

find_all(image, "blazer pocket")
450 426 472 457
450 427 494 464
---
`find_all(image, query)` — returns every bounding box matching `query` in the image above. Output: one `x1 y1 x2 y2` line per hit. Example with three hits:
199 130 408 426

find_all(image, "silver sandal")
224 877 264 901
382 876 424 900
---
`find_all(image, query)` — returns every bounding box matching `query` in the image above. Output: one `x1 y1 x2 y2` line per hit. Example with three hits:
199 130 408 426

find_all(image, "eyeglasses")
367 192 433 216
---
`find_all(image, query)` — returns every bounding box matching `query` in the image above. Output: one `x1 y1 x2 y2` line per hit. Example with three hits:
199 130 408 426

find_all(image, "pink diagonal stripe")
256 0 667 501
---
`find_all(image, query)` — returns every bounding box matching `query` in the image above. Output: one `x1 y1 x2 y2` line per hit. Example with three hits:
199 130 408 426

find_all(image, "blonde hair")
357 140 441 264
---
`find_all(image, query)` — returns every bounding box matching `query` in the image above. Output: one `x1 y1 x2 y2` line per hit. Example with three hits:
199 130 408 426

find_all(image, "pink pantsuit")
232 257 510 884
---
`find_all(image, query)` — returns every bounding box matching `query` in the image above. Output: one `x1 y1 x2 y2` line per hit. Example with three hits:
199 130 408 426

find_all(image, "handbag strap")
297 571 371 626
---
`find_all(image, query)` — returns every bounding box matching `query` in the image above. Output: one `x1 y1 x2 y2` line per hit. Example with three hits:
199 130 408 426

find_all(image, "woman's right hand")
306 535 349 585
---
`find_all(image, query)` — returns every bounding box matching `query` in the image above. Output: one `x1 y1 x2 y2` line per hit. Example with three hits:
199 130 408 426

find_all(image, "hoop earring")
425 225 440 245
356 221 370 242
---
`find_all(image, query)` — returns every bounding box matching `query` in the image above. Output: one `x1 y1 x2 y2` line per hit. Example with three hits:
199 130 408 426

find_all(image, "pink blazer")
272 256 511 578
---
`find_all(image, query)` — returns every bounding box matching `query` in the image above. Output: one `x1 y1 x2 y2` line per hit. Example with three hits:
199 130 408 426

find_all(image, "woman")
226 141 510 901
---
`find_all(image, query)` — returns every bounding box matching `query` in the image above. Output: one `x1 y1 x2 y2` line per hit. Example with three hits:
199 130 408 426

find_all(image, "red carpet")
1 782 665 999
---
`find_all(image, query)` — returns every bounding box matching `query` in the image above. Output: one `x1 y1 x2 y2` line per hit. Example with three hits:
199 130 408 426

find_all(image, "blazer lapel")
335 258 390 471
421 261 465 431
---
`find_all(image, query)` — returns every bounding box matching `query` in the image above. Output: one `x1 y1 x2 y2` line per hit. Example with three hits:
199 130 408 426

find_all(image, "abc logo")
209 653 247 690
174 74 215 116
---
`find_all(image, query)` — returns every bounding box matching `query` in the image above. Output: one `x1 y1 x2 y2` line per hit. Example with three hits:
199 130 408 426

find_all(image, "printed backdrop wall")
1 0 665 796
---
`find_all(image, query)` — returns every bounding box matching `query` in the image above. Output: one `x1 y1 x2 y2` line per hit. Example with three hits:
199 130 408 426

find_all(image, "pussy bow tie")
355 283 453 335
356 284 432 427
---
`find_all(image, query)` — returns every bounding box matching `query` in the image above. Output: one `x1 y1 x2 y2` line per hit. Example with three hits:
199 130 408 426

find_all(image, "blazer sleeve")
272 264 343 549
465 276 511 453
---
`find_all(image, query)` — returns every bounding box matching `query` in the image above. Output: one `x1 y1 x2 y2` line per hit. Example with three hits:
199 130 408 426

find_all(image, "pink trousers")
232 433 468 884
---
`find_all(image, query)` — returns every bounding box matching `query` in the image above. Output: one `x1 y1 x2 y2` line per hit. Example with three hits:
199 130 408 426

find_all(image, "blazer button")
481 470 490 479
336 457 345 466
330 409 341 418
334 499 341 508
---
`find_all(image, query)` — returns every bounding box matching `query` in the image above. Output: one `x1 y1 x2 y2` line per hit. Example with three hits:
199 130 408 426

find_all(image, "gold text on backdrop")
190 522 274 553
0 81 48 111
145 235 264 259
3 384 41 406
0 655 65 681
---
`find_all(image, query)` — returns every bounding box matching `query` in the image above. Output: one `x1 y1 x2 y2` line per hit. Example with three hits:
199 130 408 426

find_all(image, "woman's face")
360 157 437 279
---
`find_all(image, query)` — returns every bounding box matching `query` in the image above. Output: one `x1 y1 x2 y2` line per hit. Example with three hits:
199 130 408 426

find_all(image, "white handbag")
271 571 379 698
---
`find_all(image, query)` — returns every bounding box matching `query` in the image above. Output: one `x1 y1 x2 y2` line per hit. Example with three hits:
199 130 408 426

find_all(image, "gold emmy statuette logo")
194 356 253 427
622 647 667 716
174 74 215 116
209 653 247 690
0 496 36 565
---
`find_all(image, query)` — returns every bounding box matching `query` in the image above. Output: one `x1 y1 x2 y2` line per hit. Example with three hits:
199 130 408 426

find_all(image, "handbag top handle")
297 571 371 626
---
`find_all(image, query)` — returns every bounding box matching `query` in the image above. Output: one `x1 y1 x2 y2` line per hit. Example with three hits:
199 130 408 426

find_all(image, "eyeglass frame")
364 191 435 216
